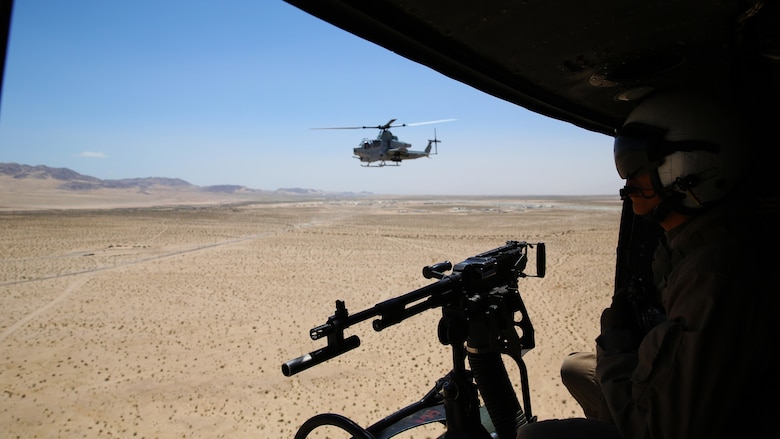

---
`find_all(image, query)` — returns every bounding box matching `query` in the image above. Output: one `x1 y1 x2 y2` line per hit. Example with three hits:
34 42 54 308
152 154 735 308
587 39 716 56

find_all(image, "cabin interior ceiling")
284 0 780 137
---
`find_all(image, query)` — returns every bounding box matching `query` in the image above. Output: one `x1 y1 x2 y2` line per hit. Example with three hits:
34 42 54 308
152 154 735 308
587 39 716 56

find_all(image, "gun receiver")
282 240 545 377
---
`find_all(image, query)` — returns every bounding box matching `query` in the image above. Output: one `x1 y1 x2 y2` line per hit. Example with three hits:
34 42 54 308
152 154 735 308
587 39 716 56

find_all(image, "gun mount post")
437 303 493 438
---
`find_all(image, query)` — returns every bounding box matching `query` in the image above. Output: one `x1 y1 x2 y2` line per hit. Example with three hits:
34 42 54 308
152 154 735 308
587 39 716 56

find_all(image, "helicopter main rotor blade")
310 122 392 130
310 126 364 130
310 118 455 130
403 118 456 127
381 118 456 129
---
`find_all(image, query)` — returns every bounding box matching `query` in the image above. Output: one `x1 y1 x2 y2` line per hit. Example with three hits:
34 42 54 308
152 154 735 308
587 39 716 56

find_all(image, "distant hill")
0 162 363 196
0 163 373 210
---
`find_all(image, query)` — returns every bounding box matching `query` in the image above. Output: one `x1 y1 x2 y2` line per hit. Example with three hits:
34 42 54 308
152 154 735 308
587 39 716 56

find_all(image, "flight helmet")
613 90 749 211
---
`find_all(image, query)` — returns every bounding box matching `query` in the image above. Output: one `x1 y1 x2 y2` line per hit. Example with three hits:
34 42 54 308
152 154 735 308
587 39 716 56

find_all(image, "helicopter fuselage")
353 129 422 166
313 118 449 166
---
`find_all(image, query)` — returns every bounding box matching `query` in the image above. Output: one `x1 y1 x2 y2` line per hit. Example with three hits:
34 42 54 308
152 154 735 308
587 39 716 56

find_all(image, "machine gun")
282 240 546 439
614 197 666 336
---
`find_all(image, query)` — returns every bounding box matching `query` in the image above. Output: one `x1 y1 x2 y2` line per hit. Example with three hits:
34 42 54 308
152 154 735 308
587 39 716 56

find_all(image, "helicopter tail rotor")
426 128 441 156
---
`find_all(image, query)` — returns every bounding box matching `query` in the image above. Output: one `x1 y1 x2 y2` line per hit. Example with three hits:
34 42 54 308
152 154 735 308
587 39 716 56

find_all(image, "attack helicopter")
312 118 454 167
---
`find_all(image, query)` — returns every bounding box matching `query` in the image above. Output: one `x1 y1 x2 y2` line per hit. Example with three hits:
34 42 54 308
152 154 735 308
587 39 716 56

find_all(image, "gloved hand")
597 289 643 353
600 289 637 333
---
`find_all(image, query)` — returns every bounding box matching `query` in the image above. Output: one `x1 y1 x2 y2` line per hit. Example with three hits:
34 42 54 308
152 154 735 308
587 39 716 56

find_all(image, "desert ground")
0 194 621 438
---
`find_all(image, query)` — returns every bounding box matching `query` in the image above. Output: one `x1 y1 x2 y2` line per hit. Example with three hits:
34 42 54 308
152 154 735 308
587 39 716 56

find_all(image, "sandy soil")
0 196 621 438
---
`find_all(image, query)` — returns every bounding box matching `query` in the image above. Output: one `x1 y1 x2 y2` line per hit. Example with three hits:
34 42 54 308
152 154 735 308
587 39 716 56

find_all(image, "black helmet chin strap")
641 186 711 225
638 170 693 223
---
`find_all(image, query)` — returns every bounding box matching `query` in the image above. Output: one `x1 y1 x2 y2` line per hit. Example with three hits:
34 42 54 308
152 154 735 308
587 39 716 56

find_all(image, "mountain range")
0 162 363 196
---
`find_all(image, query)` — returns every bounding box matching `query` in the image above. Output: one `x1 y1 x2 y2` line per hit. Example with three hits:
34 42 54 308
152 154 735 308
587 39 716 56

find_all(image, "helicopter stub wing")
387 148 429 161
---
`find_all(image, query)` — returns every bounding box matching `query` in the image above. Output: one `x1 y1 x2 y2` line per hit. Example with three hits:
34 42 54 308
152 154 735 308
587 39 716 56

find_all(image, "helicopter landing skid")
360 161 400 167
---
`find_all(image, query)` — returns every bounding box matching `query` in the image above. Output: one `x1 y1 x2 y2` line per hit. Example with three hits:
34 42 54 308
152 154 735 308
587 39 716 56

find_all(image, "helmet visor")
614 135 659 179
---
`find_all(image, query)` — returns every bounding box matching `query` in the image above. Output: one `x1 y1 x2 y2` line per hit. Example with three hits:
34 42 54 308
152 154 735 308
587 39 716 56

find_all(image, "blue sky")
0 1 622 196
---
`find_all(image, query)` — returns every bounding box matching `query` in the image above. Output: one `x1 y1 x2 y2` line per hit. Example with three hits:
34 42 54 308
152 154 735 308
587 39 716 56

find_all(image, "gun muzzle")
281 335 361 376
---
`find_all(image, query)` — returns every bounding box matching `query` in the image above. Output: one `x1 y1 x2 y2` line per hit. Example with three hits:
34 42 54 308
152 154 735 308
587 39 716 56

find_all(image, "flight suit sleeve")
595 264 746 439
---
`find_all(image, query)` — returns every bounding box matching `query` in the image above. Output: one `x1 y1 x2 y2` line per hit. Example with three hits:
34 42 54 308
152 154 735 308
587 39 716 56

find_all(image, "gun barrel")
282 335 361 376
371 276 457 331
281 240 544 377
